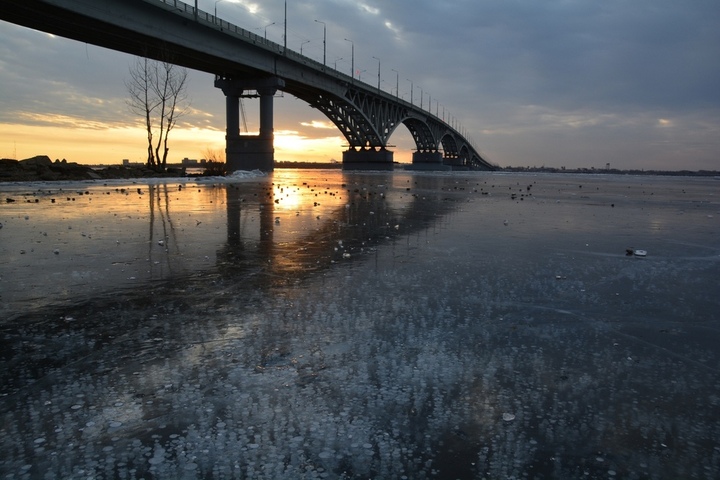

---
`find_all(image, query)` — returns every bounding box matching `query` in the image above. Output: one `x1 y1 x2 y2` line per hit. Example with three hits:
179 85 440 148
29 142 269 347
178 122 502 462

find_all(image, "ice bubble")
109 421 123 428
70 404 82 410
319 451 333 459
502 413 516 421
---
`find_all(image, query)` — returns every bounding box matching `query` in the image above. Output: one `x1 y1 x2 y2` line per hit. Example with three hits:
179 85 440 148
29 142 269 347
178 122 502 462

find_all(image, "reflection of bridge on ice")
0 0 496 172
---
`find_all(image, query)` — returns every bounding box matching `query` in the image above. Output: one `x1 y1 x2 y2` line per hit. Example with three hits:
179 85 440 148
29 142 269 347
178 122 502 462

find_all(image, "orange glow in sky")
1 122 415 165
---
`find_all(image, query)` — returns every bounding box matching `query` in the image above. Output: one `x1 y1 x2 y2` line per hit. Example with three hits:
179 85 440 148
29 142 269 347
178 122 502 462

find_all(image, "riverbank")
0 156 186 182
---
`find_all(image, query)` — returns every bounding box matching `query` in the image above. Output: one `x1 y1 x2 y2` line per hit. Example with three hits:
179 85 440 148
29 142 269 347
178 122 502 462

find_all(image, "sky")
1 0 719 170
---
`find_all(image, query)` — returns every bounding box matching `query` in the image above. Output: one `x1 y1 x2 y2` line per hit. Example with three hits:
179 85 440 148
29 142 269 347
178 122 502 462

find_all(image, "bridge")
0 0 496 172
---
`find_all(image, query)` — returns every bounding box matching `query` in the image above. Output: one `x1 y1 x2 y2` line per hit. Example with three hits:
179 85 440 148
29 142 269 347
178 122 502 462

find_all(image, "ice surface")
1 171 719 478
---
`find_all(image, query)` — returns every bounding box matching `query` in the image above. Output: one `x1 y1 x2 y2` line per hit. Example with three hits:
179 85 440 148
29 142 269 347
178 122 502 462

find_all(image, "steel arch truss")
310 87 408 149
300 84 494 169
403 117 437 152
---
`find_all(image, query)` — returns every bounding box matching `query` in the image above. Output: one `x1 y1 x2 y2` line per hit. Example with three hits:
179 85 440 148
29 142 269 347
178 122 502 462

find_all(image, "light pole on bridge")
264 22 275 39
407 79 413 105
301 40 310 55
214 0 225 21
314 20 326 66
391 69 399 98
344 38 354 80
372 56 381 91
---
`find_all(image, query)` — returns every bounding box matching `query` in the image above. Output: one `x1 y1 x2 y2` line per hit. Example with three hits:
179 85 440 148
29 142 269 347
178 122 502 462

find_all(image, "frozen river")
1 170 719 479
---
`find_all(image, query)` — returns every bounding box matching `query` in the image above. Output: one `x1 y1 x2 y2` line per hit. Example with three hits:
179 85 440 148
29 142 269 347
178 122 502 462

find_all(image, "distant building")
121 159 144 167
181 158 199 165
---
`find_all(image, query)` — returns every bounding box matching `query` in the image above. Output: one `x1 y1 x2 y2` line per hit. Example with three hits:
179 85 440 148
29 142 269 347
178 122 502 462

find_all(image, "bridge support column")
406 151 451 171
215 76 285 172
342 148 394 170
444 156 470 171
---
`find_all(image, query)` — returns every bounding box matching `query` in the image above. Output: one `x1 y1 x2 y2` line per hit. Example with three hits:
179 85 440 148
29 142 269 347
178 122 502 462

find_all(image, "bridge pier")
444 157 471 171
215 77 285 172
342 148 394 170
406 151 451 171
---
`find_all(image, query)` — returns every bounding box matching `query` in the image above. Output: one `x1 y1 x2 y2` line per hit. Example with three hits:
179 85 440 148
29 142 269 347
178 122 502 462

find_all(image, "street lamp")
333 57 343 70
301 40 310 55
264 22 275 39
344 38 354 80
407 79 413 105
372 56 380 91
214 0 225 21
391 69 399 97
314 20 326 66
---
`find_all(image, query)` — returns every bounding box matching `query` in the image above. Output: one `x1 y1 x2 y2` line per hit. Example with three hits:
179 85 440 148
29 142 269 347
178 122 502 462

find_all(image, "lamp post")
214 0 225 21
372 56 380 91
344 38 354 80
407 79 413 105
419 87 423 110
391 69 399 97
264 22 275 39
333 57 343 70
314 20 326 66
301 40 310 55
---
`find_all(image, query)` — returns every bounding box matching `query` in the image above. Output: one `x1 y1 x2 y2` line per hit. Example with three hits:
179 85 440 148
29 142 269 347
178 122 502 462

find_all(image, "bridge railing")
146 0 403 95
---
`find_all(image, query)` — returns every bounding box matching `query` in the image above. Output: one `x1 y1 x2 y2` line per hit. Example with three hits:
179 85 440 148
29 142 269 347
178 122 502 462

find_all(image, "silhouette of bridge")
0 0 495 172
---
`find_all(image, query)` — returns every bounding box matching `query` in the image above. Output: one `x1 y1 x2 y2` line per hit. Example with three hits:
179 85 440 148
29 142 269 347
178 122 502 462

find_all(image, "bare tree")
202 146 227 176
125 57 189 170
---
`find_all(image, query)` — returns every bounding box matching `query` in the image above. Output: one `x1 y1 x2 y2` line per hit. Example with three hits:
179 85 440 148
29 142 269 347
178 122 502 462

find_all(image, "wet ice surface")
1 171 719 479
